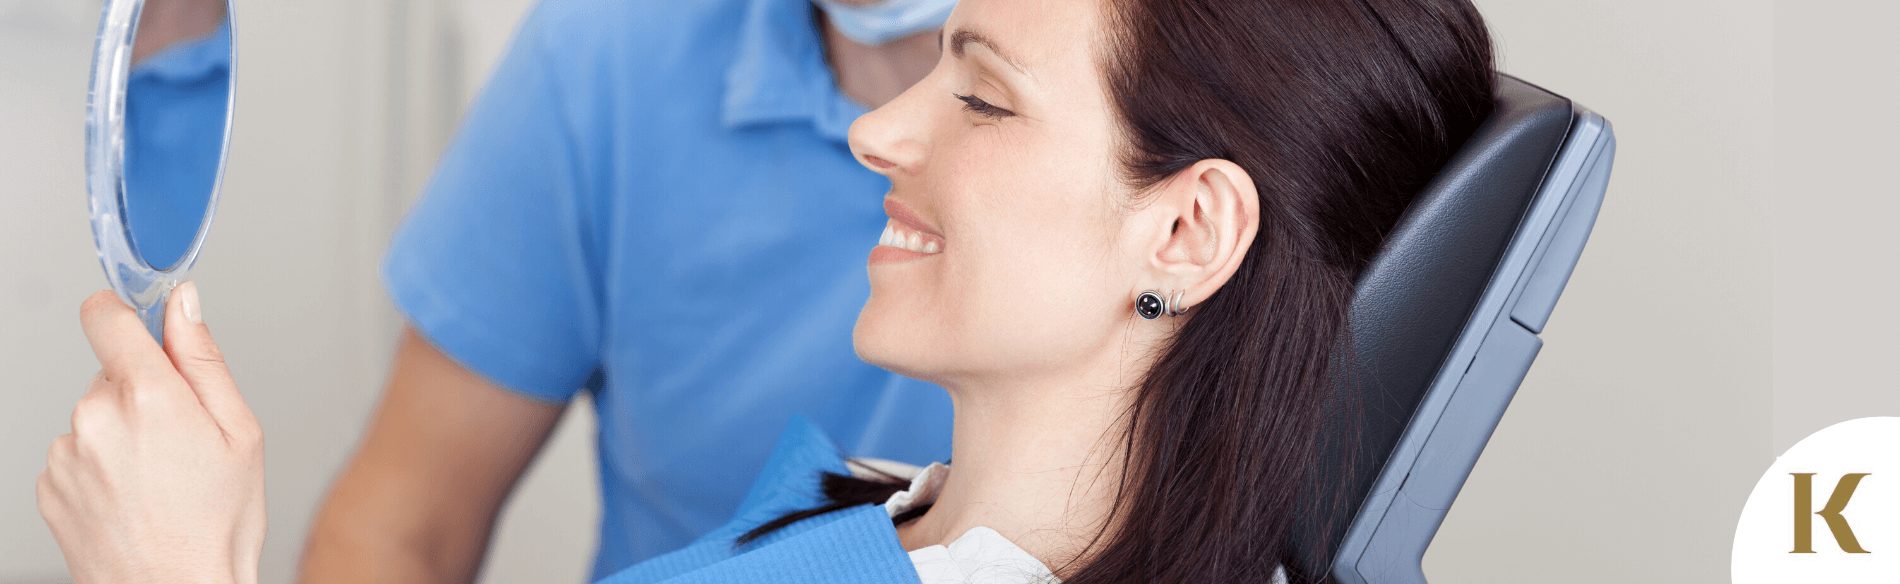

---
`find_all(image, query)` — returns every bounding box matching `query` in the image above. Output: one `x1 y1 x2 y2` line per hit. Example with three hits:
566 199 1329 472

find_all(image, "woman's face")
849 0 1148 386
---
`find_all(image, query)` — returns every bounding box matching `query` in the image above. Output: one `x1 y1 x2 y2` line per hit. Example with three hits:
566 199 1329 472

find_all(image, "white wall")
0 5 115 582
1767 1 1900 453
1 1 1889 582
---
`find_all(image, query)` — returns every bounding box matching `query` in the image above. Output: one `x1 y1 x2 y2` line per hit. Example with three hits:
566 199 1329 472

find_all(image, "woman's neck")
896 355 1149 570
131 0 227 64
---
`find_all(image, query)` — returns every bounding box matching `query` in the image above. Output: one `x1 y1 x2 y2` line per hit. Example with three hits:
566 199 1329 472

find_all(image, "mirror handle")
138 289 167 343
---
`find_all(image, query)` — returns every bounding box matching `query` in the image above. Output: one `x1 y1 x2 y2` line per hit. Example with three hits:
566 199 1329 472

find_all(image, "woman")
38 0 1496 581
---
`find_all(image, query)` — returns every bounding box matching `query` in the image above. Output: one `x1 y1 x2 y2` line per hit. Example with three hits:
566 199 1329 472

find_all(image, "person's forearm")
299 329 562 583
299 464 493 583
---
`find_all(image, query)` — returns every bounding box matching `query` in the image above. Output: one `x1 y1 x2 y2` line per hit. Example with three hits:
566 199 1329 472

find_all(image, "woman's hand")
37 283 265 584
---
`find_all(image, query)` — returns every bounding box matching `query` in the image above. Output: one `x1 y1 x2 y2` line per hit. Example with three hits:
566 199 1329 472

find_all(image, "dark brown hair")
745 1 1496 581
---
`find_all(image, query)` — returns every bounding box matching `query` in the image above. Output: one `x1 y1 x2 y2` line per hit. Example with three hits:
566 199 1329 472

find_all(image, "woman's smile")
869 198 946 264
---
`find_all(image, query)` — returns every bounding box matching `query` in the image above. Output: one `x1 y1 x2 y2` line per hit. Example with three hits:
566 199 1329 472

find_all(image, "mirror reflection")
122 0 231 270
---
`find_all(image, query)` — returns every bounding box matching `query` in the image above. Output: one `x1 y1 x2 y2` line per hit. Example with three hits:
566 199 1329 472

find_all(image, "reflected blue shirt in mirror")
122 20 232 270
380 0 953 579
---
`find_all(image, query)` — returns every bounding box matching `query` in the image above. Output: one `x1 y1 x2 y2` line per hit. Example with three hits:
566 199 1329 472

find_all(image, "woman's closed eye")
953 93 1016 119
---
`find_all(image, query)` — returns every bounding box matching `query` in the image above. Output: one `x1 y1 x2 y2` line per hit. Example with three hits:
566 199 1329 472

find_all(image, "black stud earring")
1136 290 1166 320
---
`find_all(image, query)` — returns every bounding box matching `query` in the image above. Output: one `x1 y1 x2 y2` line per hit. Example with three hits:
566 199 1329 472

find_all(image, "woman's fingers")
37 435 78 526
69 379 119 440
162 282 257 440
78 291 175 383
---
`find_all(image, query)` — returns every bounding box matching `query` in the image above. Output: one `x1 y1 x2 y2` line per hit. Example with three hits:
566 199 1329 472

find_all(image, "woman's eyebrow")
945 28 1027 75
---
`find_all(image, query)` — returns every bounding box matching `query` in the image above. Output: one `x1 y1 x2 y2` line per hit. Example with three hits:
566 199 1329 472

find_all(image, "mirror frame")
85 0 236 340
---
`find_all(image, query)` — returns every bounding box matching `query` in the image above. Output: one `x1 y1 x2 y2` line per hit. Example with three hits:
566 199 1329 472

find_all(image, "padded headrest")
1290 74 1575 578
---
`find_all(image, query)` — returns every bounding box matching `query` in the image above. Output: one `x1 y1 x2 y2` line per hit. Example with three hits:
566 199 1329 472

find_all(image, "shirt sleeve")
381 5 604 403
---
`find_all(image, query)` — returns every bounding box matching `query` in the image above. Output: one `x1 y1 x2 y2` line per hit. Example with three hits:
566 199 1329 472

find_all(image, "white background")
0 0 1891 582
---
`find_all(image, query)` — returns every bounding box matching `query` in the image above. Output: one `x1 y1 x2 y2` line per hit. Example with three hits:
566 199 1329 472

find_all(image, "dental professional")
293 0 957 581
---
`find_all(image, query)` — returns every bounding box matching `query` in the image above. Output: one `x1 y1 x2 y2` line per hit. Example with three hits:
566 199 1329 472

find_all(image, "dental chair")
1289 74 1617 583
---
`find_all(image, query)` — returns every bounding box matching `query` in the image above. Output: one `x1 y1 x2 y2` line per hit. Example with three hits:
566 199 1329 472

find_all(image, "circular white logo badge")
1733 417 1899 581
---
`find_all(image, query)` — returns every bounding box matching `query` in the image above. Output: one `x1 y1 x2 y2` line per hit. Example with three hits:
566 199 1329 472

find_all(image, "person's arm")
302 4 603 579
298 327 566 583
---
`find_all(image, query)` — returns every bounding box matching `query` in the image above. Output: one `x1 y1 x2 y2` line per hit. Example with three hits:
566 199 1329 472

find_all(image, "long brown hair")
744 1 1496 581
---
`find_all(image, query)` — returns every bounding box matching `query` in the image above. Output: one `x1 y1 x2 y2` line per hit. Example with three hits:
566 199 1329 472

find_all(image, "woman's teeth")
878 221 942 254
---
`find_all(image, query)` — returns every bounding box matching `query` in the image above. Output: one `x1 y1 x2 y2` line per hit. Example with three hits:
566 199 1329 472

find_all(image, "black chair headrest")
1291 74 1578 579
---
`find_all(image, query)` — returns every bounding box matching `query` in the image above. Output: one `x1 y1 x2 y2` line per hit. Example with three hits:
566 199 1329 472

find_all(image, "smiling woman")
735 0 1499 582
30 0 1497 582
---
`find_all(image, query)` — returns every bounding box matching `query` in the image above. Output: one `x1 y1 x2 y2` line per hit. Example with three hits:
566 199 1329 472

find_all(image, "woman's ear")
1144 159 1260 308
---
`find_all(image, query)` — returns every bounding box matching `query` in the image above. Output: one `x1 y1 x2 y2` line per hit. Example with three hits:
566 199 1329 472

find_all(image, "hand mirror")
86 0 235 341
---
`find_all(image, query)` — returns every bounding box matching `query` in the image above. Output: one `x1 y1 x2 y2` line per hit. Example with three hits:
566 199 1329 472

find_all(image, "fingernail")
179 282 203 324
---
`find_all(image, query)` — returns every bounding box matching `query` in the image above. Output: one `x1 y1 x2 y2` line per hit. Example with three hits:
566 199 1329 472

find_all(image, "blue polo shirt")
380 0 953 579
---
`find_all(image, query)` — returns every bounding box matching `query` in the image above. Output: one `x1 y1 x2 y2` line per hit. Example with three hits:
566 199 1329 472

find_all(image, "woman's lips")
870 198 944 264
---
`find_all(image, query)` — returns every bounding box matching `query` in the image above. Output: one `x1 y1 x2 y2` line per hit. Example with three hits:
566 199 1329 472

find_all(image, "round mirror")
85 0 235 340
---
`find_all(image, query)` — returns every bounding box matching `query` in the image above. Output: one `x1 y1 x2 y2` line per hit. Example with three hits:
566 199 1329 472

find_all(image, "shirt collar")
723 0 867 143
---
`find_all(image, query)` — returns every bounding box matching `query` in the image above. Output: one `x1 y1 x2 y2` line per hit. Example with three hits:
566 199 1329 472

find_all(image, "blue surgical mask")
812 0 956 46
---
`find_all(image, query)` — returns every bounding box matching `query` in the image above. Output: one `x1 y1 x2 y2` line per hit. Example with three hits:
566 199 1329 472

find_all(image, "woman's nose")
847 88 930 177
861 153 900 171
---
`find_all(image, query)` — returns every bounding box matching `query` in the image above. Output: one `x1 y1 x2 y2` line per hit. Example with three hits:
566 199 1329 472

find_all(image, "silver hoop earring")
1135 290 1166 320
1168 290 1191 317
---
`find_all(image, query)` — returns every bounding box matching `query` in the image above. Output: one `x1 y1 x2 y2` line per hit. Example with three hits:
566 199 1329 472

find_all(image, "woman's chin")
851 316 898 369
851 312 934 381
